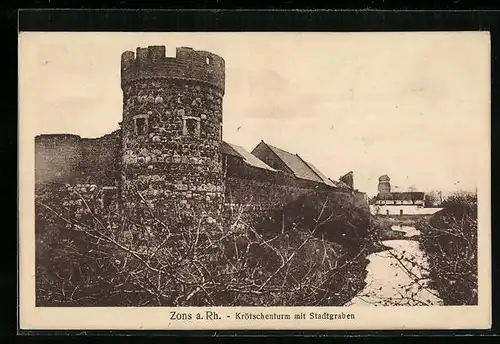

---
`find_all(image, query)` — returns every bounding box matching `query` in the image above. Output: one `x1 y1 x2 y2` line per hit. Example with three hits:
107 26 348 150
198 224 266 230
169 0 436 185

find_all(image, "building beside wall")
370 175 442 216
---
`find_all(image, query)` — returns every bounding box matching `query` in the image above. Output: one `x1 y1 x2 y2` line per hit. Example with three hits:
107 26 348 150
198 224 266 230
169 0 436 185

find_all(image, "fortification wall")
80 131 121 186
35 134 83 185
36 182 114 218
35 131 121 188
35 132 122 232
223 156 363 212
225 176 339 211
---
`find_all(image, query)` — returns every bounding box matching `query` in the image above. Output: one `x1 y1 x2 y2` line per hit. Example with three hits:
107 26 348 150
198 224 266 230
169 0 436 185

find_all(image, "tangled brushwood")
418 192 478 305
35 189 371 307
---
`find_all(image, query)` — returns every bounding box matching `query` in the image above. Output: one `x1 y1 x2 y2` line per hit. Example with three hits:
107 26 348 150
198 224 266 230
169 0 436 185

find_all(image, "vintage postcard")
19 31 491 330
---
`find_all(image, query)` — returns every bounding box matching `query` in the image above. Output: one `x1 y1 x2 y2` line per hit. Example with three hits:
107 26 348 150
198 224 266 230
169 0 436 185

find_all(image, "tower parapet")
377 174 391 195
121 46 225 93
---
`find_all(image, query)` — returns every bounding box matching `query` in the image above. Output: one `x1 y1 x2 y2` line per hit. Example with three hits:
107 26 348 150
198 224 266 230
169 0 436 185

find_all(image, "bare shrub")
418 191 478 305
35 190 370 307
258 193 371 251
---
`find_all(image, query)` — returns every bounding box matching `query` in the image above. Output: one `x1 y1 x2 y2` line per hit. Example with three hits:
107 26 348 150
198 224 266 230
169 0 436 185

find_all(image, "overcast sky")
19 32 490 196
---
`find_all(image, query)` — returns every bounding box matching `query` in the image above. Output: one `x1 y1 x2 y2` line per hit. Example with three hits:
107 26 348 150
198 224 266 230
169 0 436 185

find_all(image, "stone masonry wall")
35 132 122 236
36 183 118 221
223 155 364 214
226 176 339 211
79 131 121 186
35 134 83 185
35 131 121 188
120 46 225 226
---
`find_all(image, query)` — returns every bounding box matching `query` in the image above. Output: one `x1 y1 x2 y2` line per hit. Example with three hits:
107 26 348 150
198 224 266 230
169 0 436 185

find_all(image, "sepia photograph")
19 31 491 330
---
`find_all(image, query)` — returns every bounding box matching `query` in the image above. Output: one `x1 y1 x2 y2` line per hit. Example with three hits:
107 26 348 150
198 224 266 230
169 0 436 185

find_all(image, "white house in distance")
370 175 443 216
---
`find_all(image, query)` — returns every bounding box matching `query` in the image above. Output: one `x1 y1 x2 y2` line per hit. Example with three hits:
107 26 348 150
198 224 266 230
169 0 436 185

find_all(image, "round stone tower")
377 174 391 195
120 45 225 226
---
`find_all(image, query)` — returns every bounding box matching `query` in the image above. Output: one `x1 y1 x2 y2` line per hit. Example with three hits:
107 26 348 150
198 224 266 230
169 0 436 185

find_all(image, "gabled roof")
222 141 241 158
225 140 346 189
302 160 336 187
339 171 354 189
264 143 324 183
327 178 339 187
377 192 425 201
329 178 350 189
223 141 276 171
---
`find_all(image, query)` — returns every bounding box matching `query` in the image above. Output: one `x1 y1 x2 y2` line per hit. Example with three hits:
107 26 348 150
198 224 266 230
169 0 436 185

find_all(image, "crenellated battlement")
121 45 225 93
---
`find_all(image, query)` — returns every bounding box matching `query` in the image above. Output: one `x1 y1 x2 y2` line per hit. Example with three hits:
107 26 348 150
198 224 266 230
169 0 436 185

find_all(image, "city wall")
35 135 368 221
35 131 121 188
223 154 368 214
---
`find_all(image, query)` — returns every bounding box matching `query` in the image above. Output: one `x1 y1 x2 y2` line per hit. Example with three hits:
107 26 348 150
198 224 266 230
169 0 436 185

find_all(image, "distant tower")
378 174 391 195
120 45 225 225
